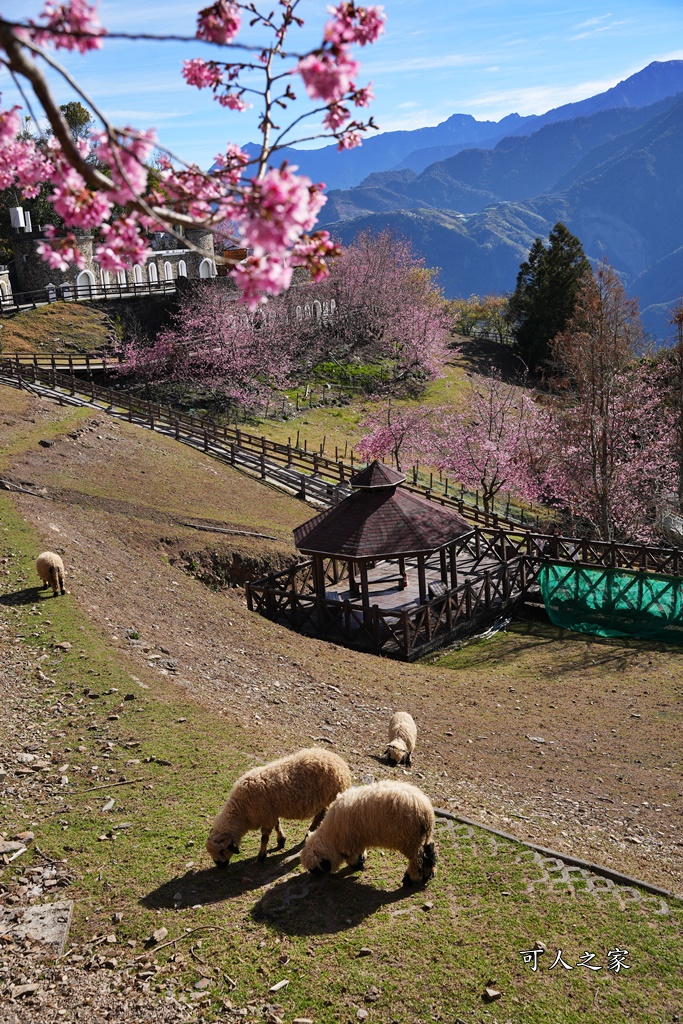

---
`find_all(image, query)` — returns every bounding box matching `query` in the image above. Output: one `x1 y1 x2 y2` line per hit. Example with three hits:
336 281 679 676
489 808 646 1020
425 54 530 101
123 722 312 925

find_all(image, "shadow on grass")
0 585 53 606
140 843 306 909
251 869 412 935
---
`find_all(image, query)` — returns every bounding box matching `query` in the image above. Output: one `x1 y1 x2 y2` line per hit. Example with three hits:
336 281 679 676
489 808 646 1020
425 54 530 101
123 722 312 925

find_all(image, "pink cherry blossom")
182 58 224 89
296 50 360 103
217 92 247 111
325 4 386 47
29 0 106 53
196 1 241 45
36 229 86 270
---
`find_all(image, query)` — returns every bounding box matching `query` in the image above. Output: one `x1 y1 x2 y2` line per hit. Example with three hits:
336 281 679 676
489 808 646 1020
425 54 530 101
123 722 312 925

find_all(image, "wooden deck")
324 548 500 612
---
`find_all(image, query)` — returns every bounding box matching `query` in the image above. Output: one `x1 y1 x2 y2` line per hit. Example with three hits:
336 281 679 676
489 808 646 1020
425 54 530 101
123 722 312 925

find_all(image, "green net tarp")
538 563 683 644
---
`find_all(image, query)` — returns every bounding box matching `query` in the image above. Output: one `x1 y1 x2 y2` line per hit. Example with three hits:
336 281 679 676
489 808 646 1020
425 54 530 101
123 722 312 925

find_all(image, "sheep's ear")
320 858 332 873
228 841 240 854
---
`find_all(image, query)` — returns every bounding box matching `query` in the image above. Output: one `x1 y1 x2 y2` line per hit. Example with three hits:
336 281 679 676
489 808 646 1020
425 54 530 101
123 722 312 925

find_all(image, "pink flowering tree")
356 404 433 471
288 229 449 383
427 374 539 514
118 284 292 407
525 263 673 541
0 2 384 307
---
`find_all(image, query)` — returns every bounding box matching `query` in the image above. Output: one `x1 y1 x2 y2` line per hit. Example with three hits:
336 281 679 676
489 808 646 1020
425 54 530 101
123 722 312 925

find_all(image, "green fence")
539 563 683 644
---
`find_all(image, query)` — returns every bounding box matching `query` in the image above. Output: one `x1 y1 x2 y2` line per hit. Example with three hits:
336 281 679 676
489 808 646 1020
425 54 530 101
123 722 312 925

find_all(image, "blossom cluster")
0 0 385 306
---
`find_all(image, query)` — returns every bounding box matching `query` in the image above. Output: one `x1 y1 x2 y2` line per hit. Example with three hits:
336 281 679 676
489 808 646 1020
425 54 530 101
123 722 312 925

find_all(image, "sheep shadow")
0 586 52 606
250 870 413 936
140 844 305 909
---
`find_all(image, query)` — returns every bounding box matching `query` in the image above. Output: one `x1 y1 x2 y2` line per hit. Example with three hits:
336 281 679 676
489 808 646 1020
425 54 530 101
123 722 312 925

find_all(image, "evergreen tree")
509 222 591 370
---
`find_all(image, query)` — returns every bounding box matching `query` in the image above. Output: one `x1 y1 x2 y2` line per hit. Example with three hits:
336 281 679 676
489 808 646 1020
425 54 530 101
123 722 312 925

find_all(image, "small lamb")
300 779 436 886
36 551 66 596
384 711 416 766
206 747 352 867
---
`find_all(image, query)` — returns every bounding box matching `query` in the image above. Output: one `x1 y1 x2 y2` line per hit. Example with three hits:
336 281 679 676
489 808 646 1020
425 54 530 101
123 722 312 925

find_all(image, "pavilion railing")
246 525 683 659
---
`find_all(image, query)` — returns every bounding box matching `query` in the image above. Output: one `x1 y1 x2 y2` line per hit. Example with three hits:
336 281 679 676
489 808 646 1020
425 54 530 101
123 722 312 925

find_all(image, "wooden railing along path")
0 358 529 527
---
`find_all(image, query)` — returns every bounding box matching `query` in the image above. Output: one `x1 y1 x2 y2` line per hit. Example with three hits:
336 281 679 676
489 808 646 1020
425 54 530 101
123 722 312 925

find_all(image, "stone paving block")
0 900 73 955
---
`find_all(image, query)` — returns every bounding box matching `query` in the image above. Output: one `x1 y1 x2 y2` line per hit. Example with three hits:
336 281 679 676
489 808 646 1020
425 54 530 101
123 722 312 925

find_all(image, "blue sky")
3 0 683 168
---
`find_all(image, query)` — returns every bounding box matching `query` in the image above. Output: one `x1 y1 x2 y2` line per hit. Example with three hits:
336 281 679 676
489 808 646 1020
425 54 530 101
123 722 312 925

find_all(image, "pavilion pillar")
358 559 371 609
449 544 458 590
417 552 427 604
313 555 326 597
348 560 358 595
398 555 407 590
439 547 449 585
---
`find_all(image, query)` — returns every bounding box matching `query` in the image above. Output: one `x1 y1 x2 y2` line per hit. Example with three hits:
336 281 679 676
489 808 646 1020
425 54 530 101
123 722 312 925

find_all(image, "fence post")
401 610 410 658
175 420 180 441
300 475 307 501
203 430 209 452
372 605 381 646
230 442 236 465
260 452 266 479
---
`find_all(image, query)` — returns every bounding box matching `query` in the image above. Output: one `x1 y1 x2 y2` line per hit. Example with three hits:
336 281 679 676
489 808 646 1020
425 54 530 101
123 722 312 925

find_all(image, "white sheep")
36 551 66 596
206 747 352 867
384 711 417 766
300 779 436 886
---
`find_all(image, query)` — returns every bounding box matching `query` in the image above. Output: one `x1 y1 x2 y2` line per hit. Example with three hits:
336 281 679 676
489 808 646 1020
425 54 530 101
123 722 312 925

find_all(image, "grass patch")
1 495 681 1023
0 303 115 354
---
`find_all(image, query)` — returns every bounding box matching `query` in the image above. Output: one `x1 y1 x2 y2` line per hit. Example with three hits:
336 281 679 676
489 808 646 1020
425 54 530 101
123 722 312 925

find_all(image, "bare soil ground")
2 383 681 900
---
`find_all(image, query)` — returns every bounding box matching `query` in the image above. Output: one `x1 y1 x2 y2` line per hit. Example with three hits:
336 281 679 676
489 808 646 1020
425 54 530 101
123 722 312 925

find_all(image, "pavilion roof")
349 461 406 489
293 479 472 559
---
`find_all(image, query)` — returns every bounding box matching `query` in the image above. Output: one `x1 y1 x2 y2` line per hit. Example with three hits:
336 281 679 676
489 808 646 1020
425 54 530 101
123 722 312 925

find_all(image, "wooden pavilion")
292 461 473 608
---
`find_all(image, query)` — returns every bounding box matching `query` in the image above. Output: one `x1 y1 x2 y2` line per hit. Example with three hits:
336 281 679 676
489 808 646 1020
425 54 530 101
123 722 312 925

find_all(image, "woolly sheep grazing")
384 711 416 766
206 747 352 867
36 551 66 596
300 780 436 886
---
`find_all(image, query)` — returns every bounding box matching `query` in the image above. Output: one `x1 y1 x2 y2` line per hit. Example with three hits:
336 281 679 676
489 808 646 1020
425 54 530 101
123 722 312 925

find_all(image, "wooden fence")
0 359 528 528
246 525 683 659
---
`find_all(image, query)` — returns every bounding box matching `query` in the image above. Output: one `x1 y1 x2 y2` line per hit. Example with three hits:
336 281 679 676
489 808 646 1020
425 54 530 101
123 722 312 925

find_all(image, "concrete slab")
0 900 73 955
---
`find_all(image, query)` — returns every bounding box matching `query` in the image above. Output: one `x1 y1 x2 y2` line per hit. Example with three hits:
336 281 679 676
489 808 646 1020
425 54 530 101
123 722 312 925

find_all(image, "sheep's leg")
308 808 326 833
402 854 421 887
347 849 367 871
257 828 272 862
275 820 286 850
405 752 412 767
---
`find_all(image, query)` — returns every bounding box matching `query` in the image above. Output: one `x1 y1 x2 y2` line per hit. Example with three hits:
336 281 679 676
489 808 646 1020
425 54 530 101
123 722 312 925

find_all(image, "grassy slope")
1 504 681 1024
0 303 114 354
1 386 681 1022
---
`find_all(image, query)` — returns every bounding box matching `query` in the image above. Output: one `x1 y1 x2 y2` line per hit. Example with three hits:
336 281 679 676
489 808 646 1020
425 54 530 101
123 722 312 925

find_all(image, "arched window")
296 305 303 320
304 304 311 319
330 298 337 315
178 260 187 278
199 258 213 279
313 300 322 320
133 264 143 284
163 261 173 281
148 263 158 284
77 269 96 293
100 268 111 287
116 269 127 286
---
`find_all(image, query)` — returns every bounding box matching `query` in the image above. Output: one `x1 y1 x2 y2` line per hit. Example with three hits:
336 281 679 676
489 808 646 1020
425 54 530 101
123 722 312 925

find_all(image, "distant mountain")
394 59 683 174
318 97 680 223
319 90 683 340
241 59 683 190
242 112 529 191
